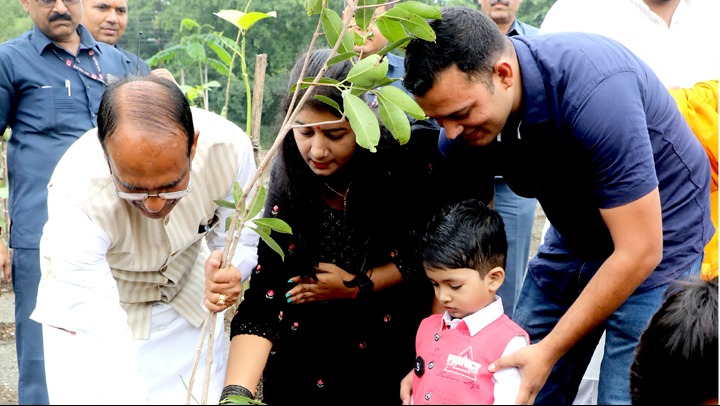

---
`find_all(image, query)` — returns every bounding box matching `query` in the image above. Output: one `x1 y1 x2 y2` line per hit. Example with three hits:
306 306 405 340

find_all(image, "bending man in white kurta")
30 75 259 404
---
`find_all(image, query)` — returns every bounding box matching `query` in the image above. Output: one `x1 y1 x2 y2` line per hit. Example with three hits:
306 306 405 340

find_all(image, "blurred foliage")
1 0 557 149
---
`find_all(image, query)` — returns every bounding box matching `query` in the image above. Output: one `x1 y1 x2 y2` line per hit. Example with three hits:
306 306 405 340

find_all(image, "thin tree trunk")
250 54 267 166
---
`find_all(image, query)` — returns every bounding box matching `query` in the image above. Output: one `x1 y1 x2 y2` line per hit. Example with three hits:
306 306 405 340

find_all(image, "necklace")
324 182 351 212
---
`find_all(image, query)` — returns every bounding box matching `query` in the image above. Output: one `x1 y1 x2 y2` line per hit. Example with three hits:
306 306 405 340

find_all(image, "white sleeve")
539 0 585 33
31 191 150 403
492 335 529 405
204 129 260 282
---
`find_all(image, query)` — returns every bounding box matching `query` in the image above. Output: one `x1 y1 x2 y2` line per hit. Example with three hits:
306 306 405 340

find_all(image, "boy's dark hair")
403 6 507 96
630 277 719 405
421 198 507 276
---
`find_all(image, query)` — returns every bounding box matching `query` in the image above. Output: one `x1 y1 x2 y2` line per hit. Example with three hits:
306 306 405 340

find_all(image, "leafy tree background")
1 0 556 148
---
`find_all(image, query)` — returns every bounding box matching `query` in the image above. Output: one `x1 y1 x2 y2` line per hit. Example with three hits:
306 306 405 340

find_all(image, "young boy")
401 199 529 405
630 276 718 405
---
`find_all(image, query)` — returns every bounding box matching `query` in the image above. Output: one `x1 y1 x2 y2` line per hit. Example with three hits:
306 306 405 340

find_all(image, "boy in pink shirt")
401 198 529 404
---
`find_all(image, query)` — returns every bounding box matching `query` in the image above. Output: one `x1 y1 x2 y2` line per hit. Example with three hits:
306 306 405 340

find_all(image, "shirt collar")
30 24 102 55
507 19 539 37
506 19 523 36
508 36 551 126
441 295 506 336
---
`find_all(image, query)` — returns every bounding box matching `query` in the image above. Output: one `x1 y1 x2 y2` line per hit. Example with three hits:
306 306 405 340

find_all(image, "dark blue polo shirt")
0 25 131 248
440 32 713 292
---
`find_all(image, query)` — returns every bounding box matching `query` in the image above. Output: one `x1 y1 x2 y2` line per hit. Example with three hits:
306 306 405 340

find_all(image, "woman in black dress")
221 48 439 404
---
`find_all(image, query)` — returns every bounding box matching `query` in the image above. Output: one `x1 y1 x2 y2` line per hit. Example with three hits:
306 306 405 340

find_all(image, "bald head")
97 75 195 156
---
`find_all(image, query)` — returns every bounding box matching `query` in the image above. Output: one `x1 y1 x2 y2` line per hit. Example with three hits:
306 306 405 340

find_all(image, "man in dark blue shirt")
0 0 131 403
400 7 713 405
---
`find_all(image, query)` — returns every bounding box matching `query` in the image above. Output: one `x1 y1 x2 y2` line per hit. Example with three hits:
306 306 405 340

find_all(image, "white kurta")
31 107 259 404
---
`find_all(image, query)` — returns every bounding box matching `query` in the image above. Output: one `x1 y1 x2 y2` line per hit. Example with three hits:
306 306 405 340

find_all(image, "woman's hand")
286 262 354 303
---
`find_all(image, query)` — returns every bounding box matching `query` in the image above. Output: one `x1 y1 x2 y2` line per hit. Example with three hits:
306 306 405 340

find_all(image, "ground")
0 284 17 405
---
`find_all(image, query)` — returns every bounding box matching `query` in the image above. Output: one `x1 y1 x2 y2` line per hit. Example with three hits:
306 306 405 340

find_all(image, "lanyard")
53 48 106 85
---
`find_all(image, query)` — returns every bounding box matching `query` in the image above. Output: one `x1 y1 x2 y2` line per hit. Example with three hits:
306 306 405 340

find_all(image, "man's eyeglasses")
36 0 80 8
113 179 193 202
106 156 192 202
111 177 192 202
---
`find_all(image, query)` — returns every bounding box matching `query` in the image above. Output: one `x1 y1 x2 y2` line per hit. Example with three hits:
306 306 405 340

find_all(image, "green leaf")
327 51 358 66
252 218 293 234
375 15 408 44
179 84 193 93
180 18 201 32
201 80 222 90
225 216 232 232
378 98 411 145
382 6 437 42
233 182 243 207
345 54 388 87
207 58 231 77
321 8 353 55
250 226 285 261
383 6 411 21
145 44 183 67
372 76 396 88
350 85 371 97
377 86 426 120
304 0 323 16
396 1 442 19
220 394 266 405
314 95 341 114
207 39 232 67
376 37 412 57
351 30 364 47
289 77 341 93
238 11 277 31
247 184 266 220
213 10 244 29
214 199 236 209
185 42 206 61
397 13 436 42
343 91 380 152
354 0 382 33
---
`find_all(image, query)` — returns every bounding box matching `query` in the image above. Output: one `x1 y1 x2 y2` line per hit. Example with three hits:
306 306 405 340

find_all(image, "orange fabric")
669 80 718 280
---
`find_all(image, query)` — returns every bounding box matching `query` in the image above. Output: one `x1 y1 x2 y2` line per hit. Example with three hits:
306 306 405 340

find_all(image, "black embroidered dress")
230 131 437 404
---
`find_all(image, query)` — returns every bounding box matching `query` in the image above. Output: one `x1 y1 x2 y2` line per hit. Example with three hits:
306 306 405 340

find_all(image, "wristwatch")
345 272 374 300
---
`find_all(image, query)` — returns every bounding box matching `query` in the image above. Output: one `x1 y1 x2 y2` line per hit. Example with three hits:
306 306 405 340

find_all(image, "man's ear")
486 267 505 293
494 59 515 90
189 129 199 161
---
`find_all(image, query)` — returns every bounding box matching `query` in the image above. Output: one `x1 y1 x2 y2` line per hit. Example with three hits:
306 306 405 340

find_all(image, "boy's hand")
400 369 413 404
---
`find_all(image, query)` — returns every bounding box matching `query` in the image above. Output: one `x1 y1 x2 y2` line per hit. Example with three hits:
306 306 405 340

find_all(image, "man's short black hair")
403 6 506 96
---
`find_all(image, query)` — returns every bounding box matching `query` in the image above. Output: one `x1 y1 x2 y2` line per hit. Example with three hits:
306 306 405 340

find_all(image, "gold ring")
217 294 226 306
